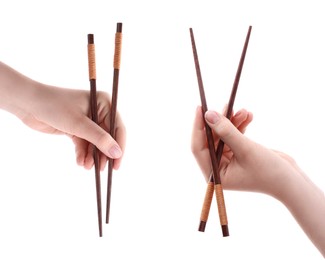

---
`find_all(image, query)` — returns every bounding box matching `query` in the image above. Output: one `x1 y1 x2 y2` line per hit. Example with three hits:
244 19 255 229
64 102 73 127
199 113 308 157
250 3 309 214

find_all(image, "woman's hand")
0 61 126 171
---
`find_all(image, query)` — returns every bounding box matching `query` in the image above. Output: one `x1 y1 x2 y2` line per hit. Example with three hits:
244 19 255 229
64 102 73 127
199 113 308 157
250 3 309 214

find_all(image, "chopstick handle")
215 184 229 236
199 138 225 232
88 35 96 80
113 28 122 70
198 181 214 231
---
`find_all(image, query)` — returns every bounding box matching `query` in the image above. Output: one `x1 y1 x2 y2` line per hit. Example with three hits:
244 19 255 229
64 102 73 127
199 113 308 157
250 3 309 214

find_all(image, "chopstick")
190 25 252 236
87 33 103 237
190 27 229 236
202 26 252 235
106 22 123 224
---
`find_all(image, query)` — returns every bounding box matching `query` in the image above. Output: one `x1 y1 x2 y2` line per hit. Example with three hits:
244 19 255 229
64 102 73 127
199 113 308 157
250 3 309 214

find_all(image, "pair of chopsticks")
87 22 123 237
190 25 252 236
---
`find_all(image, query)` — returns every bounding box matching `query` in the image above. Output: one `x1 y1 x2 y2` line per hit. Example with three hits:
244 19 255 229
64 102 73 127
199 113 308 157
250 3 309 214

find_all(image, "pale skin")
191 106 325 257
0 61 126 171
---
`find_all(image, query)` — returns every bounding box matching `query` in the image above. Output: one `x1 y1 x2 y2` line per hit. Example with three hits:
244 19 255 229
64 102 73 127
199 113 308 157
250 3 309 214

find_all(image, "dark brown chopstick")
213 26 252 182
190 27 229 236
87 34 103 237
203 25 252 234
106 22 123 224
191 25 252 236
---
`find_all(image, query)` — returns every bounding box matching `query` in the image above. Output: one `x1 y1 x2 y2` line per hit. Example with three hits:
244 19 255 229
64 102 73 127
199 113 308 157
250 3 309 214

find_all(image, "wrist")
270 168 303 203
0 62 42 119
274 168 325 255
271 166 323 209
6 81 41 121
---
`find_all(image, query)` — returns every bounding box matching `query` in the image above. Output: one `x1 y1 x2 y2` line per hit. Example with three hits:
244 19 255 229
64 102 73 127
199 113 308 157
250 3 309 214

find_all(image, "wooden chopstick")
191 25 252 236
210 25 252 235
213 26 252 177
190 27 229 236
87 33 103 237
106 22 123 224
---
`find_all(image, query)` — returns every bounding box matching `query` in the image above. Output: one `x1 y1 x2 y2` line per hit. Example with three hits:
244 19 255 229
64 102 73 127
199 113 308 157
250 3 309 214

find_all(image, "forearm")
0 61 40 118
279 170 325 257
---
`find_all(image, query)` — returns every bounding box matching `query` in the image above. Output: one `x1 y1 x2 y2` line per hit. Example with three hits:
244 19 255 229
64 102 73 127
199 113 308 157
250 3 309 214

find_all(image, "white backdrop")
0 0 324 259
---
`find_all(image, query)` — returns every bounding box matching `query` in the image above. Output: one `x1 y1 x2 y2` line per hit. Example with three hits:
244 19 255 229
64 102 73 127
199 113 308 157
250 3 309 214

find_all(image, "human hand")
193 108 301 198
197 109 325 256
191 106 253 182
0 61 125 171
20 85 126 171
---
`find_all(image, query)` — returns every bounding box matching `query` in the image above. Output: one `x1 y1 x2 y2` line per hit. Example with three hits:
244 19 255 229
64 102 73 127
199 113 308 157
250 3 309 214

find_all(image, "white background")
0 0 324 259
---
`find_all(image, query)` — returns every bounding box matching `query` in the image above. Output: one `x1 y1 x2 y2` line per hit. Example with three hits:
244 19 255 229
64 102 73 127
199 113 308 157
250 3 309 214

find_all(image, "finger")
212 103 233 141
205 110 250 157
72 136 87 167
233 110 253 134
231 109 253 133
231 109 247 129
112 124 126 170
100 111 126 171
223 109 253 154
72 116 122 160
84 143 95 170
72 135 109 171
237 112 253 134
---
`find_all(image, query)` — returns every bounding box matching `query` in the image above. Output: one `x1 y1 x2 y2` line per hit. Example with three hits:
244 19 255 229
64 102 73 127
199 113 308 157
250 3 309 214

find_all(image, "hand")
0 61 125 171
199 109 299 197
20 85 126 171
192 106 299 197
191 106 253 183
195 109 325 257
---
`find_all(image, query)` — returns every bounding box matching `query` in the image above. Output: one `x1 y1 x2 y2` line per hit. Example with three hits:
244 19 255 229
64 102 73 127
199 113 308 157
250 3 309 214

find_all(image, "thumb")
204 110 248 156
72 117 122 159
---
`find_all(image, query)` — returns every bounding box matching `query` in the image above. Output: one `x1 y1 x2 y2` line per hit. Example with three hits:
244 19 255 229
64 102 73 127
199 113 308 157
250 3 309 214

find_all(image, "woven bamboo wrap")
87 44 96 79
113 32 122 69
200 182 214 221
215 184 228 225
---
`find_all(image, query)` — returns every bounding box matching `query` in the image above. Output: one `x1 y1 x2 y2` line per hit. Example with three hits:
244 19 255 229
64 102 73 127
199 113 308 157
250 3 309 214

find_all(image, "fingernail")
205 111 220 124
108 145 122 158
